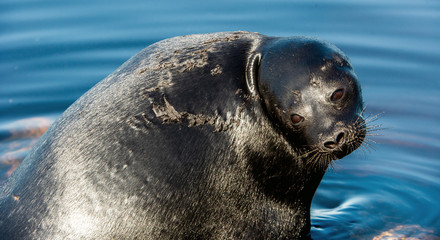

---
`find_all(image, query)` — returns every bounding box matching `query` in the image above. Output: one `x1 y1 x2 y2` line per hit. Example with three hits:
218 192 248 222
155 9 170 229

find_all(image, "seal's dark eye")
331 89 345 102
291 114 304 125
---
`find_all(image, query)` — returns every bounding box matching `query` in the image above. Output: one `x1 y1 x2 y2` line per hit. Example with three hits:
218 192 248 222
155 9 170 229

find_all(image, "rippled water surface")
1 0 439 239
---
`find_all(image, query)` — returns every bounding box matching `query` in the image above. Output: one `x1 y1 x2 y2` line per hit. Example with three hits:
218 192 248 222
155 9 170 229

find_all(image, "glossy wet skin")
0 32 367 239
257 37 365 161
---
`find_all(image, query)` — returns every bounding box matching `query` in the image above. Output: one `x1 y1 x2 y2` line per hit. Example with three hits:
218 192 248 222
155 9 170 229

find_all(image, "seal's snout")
322 113 367 158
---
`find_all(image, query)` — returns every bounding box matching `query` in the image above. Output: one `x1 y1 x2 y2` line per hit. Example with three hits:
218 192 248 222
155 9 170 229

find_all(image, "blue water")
1 0 439 239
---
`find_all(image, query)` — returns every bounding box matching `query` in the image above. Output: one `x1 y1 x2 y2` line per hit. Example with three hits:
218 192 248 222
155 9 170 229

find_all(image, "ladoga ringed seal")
0 31 366 239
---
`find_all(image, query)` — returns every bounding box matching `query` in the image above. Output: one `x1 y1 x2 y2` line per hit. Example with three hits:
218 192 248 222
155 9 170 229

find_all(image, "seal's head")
256 37 366 166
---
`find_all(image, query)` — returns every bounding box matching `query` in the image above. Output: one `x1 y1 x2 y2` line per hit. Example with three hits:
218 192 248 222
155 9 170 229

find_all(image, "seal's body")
0 32 366 239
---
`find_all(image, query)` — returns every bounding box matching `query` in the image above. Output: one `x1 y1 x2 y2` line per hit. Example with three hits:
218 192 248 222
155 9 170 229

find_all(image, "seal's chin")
303 146 353 170
327 146 354 160
334 150 349 160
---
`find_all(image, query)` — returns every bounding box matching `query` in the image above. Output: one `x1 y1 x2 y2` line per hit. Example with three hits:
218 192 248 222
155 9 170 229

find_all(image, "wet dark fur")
0 32 366 239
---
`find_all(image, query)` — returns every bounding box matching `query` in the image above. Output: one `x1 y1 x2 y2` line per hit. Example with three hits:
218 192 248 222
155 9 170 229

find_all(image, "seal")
0 31 366 239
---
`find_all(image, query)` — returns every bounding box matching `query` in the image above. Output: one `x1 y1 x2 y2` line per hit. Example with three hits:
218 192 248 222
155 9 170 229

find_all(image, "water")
1 0 439 238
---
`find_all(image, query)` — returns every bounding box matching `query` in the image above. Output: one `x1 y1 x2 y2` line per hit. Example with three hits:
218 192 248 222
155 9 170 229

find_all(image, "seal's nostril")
324 141 336 149
324 132 345 150
336 132 344 144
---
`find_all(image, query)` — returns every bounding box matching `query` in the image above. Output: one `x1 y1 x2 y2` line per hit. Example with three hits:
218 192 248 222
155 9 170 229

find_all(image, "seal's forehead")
264 37 349 65
298 40 349 63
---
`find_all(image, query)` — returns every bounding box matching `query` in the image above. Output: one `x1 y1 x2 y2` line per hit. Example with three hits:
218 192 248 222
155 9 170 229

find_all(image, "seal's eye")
331 89 345 102
291 114 304 125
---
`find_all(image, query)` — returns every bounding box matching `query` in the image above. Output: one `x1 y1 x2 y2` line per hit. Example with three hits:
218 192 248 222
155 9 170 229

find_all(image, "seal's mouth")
300 112 379 170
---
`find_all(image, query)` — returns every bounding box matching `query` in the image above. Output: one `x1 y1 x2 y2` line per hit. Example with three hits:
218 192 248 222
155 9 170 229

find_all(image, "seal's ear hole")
246 53 261 96
252 55 261 82
330 89 345 102
291 114 304 125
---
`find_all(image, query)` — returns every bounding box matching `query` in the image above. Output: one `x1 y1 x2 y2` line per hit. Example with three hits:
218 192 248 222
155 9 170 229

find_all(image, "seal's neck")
237 105 329 208
248 149 328 208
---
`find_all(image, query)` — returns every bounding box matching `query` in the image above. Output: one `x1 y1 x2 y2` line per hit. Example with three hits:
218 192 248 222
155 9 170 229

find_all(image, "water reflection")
0 117 52 184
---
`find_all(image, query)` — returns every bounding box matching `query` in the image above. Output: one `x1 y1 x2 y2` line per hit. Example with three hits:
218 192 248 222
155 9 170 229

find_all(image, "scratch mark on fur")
127 113 152 132
152 97 243 132
137 48 211 75
152 97 183 123
143 81 175 93
202 33 244 45
210 65 222 76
